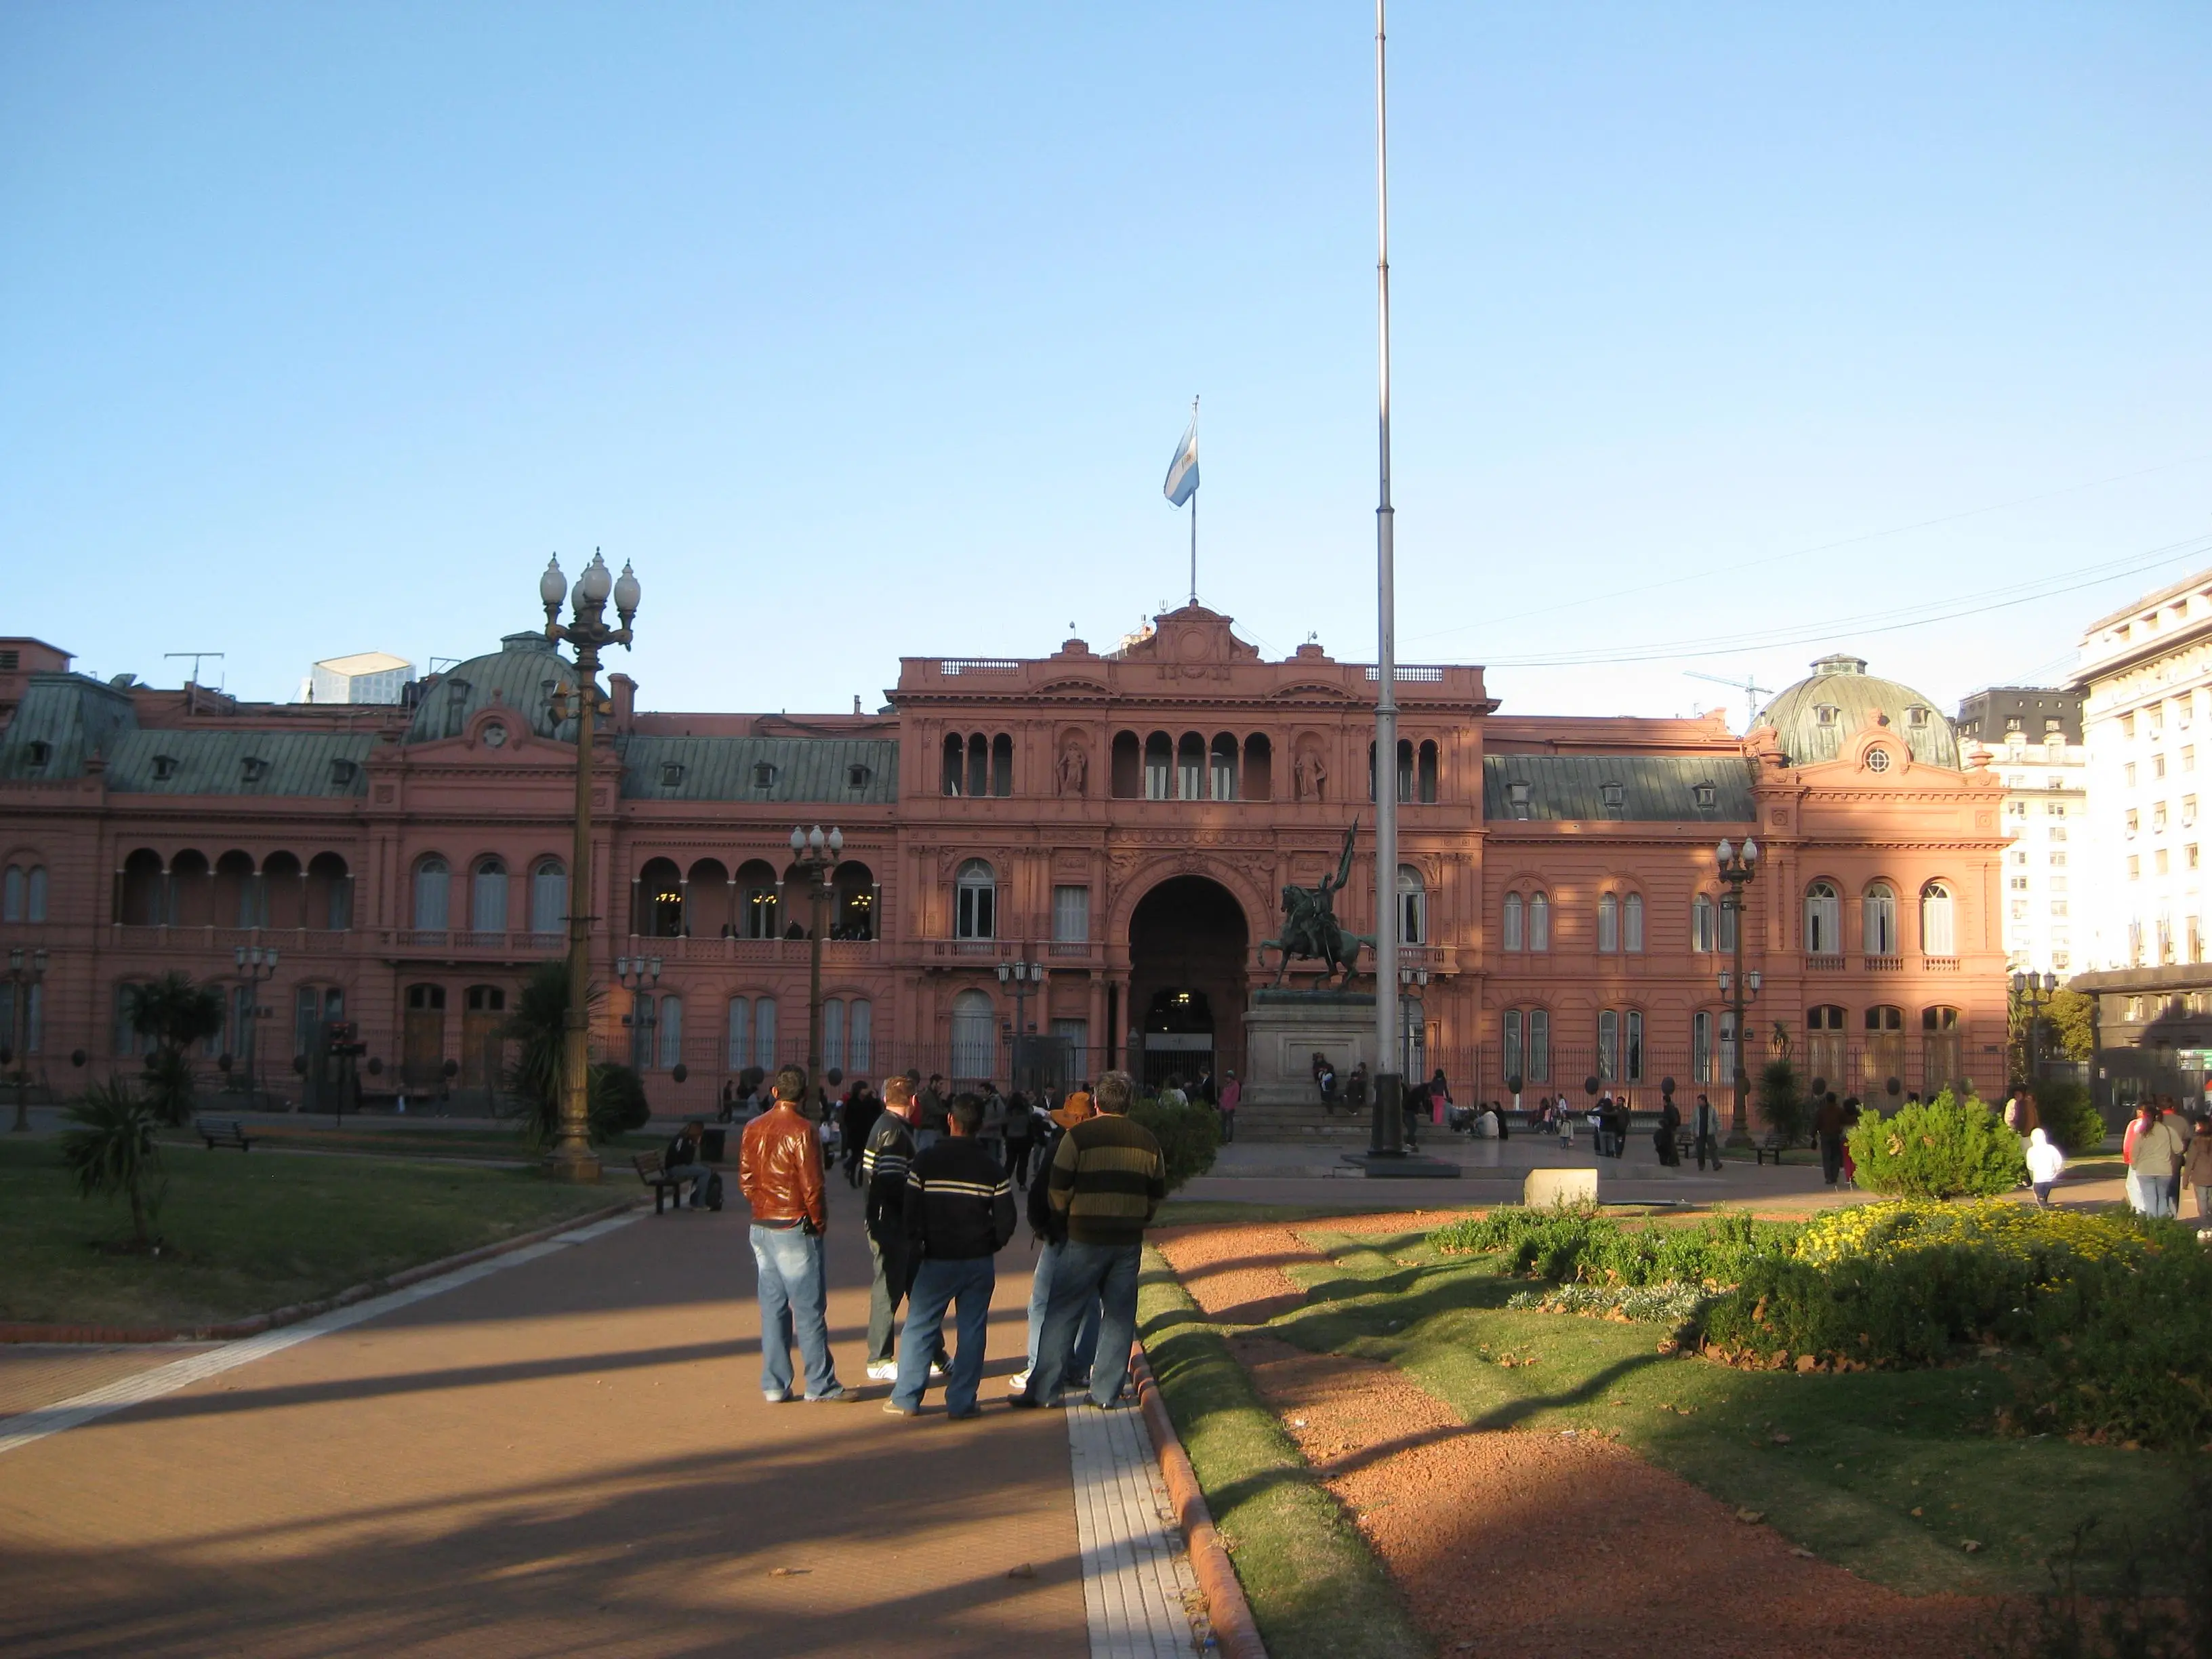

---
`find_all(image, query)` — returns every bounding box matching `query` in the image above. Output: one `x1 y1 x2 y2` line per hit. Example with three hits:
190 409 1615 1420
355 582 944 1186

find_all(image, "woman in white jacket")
2024 1126 2065 1208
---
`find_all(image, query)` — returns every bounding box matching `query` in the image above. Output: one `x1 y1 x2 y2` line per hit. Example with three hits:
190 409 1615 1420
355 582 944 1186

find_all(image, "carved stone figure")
1055 742 1088 797
1258 820 1372 986
1293 748 1327 802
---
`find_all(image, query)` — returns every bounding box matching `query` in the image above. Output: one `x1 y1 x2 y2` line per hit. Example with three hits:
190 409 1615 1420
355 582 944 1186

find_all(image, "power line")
1408 451 2212 644
1472 531 2212 670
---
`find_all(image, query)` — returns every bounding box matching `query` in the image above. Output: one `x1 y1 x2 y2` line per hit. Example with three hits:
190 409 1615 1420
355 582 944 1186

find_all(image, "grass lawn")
1138 1247 1426 1659
1237 1222 2194 1597
154 1124 665 1162
0 1138 623 1329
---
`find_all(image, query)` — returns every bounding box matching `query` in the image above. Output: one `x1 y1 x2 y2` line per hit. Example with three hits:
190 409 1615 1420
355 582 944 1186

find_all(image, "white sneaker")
930 1353 951 1378
865 1359 897 1381
1007 1368 1033 1394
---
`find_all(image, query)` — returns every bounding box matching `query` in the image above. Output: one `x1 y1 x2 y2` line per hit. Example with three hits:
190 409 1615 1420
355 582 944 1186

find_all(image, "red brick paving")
0 1203 1088 1658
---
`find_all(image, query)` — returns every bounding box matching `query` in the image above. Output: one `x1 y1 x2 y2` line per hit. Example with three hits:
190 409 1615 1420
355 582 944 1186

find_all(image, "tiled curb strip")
0 1198 642 1345
1132 1343 1269 1659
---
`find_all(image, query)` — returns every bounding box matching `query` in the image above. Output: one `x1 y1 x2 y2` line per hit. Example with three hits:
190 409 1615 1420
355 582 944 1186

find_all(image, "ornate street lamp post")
789 825 842 1105
5 947 47 1132
232 944 278 1110
541 550 641 1183
1715 837 1761 1147
996 959 1044 1090
2013 968 2058 1084
616 955 663 1071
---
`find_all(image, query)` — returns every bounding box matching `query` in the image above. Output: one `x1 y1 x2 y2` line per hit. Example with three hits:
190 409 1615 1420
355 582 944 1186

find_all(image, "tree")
123 972 226 1124
60 1080 167 1248
2047 987 2096 1061
1757 1057 1810 1145
504 960 640 1147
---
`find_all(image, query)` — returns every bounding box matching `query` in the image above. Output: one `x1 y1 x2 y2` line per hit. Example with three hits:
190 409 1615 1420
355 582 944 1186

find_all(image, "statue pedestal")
1241 989 1378 1106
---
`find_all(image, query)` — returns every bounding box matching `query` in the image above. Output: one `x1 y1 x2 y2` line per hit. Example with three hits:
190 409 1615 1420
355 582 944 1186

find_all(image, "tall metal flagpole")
1369 0 1404 1157
1189 395 1200 605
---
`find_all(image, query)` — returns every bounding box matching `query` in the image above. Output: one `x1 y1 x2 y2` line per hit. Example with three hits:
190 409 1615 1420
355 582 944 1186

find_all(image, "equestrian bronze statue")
1258 820 1373 986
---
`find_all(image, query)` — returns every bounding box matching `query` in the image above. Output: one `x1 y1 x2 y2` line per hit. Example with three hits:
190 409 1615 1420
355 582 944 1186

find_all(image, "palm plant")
60 1080 167 1248
124 972 226 1125
504 961 642 1146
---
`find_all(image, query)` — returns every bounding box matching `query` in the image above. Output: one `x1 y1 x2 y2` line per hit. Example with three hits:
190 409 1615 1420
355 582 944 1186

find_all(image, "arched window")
1144 733 1172 800
1528 892 1551 953
1694 1010 1714 1082
990 733 1013 797
942 733 965 796
531 859 567 936
1597 893 1618 953
726 996 751 1068
1 864 35 924
1692 894 1716 952
949 988 996 1081
1921 881 1955 956
1417 740 1439 804
823 998 846 1072
1177 733 1205 800
657 994 683 1071
1111 731 1143 798
1397 865 1426 945
1502 892 1524 952
1862 882 1898 957
1923 1004 1964 1090
1242 733 1273 800
1210 735 1238 801
1598 1009 1618 1076
637 857 684 937
306 851 351 930
833 861 876 940
737 859 779 939
1804 882 1840 954
413 857 449 932
955 859 996 939
1805 1004 1847 1090
472 857 508 933
1623 893 1643 954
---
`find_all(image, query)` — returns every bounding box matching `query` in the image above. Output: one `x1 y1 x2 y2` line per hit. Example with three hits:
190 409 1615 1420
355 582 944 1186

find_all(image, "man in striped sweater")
1012 1070 1167 1411
885 1092 1017 1418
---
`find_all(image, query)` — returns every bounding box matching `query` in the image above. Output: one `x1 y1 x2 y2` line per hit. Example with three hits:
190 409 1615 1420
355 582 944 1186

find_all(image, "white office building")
1959 687 2087 977
305 651 414 706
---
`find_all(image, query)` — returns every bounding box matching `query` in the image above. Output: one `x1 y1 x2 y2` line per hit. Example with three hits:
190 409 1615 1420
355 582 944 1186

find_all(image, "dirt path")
1157 1218 1983 1658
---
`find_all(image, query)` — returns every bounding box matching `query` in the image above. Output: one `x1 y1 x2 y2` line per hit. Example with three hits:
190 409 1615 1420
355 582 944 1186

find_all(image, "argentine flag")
1162 404 1200 506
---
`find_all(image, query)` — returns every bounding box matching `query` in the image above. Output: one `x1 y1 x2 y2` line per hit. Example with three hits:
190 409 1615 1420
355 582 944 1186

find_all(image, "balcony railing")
108 924 356 955
1923 956 1960 972
930 939 1012 960
1806 954 1846 971
1864 954 1904 972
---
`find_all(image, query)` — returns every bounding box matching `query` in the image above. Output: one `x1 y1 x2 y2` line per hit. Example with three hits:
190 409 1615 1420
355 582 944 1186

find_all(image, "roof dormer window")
1600 781 1625 811
752 762 778 790
659 762 687 790
1814 704 1840 728
1694 782 1716 809
24 741 52 770
847 764 873 790
241 756 269 783
1508 781 1531 819
151 754 177 781
329 758 357 786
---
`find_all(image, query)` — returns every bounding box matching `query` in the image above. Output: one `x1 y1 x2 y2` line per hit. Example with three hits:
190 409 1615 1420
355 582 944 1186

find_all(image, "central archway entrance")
1127 876 1250 1090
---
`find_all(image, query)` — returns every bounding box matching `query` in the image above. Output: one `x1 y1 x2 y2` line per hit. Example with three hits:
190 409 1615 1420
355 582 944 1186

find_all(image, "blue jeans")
1027 1240 1101 1378
894 1256 995 1414
750 1225 838 1399
2131 1170 2177 1218
1026 1239 1140 1408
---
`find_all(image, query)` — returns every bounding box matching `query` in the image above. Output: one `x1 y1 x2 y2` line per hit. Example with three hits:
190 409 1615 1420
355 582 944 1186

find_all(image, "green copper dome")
405 632 578 744
1754 654 1958 769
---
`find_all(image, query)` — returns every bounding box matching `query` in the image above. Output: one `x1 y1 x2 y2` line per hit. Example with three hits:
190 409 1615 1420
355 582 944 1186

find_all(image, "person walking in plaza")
2168 1102 2193 1214
1347 1061 1370 1123
1692 1092 1721 1169
840 1078 881 1189
1010 1089 1103 1396
1655 1088 1682 1167
737 1065 846 1404
1401 1070 1427 1150
1003 1087 1036 1187
2185 1113 2212 1227
1814 1090 1846 1187
886 1093 1017 1419
2125 1100 2185 1217
1216 1068 1240 1144
2025 1126 2066 1208
861 1076 944 1383
1014 1070 1168 1411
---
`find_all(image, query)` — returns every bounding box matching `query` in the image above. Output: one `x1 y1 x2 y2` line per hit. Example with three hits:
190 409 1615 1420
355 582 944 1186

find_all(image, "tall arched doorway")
1127 876 1250 1089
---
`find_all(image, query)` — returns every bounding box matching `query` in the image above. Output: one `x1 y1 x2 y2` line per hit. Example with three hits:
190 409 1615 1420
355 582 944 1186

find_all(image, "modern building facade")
0 606 2009 1122
2070 566 2212 1101
306 652 414 708
1956 687 2087 977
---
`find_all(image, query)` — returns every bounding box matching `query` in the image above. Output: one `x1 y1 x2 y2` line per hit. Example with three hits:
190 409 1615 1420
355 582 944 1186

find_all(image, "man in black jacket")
886 1093 1016 1418
662 1120 716 1209
861 1078 936 1382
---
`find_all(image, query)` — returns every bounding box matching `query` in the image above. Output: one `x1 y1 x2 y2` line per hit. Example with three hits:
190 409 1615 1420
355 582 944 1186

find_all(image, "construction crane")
1685 670 1774 730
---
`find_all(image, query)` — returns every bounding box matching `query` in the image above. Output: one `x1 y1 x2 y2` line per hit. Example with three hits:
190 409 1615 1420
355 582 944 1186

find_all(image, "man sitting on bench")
663 1120 716 1210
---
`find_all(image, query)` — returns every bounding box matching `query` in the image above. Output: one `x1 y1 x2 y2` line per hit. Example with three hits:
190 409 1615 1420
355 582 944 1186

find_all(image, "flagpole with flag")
1162 396 1200 605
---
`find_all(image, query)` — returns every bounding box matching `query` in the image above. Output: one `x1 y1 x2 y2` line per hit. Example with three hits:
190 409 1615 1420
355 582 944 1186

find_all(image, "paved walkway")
0 1193 1199 1658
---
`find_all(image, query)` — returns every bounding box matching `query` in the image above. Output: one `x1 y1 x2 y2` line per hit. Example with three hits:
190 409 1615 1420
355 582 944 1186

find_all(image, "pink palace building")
0 605 2009 1130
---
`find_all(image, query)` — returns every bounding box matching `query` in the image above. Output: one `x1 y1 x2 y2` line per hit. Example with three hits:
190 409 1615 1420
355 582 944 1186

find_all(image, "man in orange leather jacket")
738 1065 844 1402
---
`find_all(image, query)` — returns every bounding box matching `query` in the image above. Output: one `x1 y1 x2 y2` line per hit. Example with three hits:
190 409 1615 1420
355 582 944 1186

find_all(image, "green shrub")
2030 1078 2108 1156
1698 1200 2212 1449
60 1080 168 1247
1128 1094 1221 1191
588 1063 652 1140
1431 1204 1795 1288
1844 1088 2026 1198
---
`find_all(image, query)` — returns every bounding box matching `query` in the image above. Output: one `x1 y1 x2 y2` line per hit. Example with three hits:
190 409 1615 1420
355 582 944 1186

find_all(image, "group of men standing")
734 1065 1168 1417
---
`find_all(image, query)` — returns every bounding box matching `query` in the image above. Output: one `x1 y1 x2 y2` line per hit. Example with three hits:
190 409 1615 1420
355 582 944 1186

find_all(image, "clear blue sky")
4 3 2208 724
